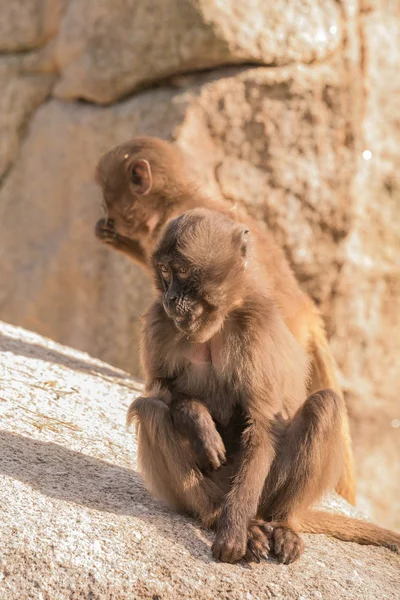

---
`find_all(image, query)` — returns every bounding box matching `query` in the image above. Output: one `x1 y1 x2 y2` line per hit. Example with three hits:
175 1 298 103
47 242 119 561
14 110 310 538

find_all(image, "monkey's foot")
269 526 304 564
245 519 273 563
95 218 119 244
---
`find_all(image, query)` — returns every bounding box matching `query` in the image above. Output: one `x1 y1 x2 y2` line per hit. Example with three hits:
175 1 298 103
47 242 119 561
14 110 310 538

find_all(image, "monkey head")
152 208 250 343
95 137 192 248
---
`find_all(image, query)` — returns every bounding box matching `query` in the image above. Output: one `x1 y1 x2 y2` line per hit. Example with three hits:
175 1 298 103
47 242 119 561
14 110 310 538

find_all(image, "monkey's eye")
177 267 189 279
160 265 170 278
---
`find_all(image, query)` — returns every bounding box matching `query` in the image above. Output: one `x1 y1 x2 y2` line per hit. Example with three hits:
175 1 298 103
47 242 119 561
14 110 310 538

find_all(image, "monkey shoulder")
226 296 308 408
226 295 279 348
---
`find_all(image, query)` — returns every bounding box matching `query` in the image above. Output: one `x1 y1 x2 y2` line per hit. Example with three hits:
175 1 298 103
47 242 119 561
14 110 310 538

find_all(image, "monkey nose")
167 293 178 303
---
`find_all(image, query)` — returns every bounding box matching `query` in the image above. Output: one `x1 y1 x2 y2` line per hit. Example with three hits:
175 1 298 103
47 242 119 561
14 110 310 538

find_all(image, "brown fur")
95 136 356 504
126 209 400 564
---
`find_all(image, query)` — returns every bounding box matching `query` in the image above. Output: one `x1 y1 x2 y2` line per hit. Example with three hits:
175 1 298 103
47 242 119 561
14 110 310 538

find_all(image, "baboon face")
95 146 155 239
152 209 249 342
95 137 188 241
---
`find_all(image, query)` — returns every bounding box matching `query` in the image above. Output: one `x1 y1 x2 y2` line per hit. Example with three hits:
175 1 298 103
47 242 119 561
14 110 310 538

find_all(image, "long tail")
309 313 356 506
298 509 400 552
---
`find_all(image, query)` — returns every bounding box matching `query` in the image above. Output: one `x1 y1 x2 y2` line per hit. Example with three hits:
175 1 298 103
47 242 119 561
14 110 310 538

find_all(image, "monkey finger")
205 431 226 462
248 520 272 543
245 544 261 563
95 219 118 240
245 539 266 563
247 527 270 563
208 450 223 470
259 522 274 537
217 448 227 465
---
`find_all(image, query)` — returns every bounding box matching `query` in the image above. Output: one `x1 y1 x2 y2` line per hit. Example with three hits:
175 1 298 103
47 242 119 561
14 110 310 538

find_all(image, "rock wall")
0 1 399 530
1 321 399 600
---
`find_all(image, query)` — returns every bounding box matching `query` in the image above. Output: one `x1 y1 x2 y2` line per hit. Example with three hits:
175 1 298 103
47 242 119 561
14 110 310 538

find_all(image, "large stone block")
0 56 54 178
329 0 400 525
0 61 355 374
0 0 66 52
53 0 342 103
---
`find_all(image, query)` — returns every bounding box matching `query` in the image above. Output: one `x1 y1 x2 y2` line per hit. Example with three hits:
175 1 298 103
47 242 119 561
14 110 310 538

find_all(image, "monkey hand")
212 526 248 563
95 218 119 245
171 401 226 473
193 423 226 473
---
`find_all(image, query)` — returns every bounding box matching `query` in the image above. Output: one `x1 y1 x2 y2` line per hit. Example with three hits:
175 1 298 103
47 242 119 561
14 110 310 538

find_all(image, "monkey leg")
128 395 242 526
260 389 345 563
128 396 271 561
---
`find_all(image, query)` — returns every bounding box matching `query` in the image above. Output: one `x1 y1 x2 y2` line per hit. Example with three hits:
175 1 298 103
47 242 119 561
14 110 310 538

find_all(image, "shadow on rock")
0 430 214 563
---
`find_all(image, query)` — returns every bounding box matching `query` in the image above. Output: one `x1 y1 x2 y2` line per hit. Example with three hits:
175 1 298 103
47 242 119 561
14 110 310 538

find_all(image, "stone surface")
0 56 54 178
0 0 66 52
53 0 342 104
1 321 399 600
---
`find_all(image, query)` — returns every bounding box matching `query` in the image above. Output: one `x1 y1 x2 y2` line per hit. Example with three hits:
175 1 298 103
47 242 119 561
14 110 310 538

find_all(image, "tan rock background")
0 0 399 533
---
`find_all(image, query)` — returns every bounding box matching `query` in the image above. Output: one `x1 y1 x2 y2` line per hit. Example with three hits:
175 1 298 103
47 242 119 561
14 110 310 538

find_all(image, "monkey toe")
245 520 272 562
270 526 304 564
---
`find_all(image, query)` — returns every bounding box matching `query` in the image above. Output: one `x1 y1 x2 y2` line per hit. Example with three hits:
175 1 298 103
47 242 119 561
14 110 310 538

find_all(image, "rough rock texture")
0 0 399 532
329 0 400 523
1 321 399 600
0 61 358 373
53 0 342 104
0 56 54 179
0 0 66 52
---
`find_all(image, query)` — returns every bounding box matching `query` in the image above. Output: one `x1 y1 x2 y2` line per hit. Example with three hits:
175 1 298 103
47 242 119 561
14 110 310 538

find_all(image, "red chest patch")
186 343 212 365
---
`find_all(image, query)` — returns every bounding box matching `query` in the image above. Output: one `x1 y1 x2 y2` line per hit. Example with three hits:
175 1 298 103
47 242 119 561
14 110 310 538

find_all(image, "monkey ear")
241 229 250 264
233 228 250 265
130 159 153 195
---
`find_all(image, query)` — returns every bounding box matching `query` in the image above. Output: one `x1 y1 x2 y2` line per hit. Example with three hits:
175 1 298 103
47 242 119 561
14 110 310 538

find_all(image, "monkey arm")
212 412 276 563
142 353 227 472
139 369 227 473
95 218 148 267
109 234 148 266
170 395 226 473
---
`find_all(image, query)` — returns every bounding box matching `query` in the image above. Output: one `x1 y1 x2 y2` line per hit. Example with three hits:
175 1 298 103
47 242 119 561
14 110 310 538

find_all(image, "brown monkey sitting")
128 208 400 564
94 136 356 506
